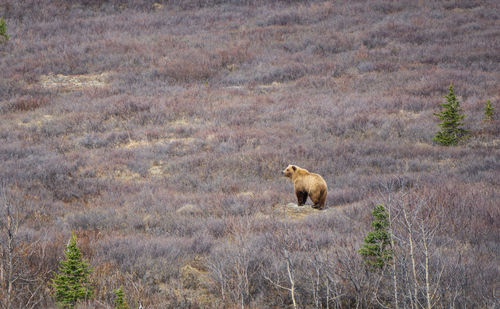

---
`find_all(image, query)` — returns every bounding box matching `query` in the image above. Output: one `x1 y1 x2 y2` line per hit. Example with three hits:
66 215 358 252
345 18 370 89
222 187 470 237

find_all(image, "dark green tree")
113 286 130 309
484 99 494 121
433 83 468 145
52 233 94 308
359 204 392 269
0 17 9 42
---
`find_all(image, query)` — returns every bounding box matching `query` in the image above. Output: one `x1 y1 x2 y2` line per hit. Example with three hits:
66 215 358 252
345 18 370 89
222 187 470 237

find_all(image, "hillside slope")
0 1 499 307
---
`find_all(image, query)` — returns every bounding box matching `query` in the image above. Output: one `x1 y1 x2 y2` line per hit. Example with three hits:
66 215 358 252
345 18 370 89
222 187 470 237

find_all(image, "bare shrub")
7 95 50 111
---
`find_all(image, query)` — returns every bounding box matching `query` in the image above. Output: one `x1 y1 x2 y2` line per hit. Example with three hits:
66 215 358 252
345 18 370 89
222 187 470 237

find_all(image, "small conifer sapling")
359 204 392 269
114 286 130 309
0 17 9 42
52 233 94 308
433 83 468 145
484 99 494 121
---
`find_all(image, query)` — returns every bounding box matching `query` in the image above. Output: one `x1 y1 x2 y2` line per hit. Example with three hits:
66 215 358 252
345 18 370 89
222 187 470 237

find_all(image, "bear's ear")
292 165 297 171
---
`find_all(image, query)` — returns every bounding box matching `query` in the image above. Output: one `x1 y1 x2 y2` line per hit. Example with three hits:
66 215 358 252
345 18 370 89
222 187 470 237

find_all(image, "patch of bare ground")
17 114 56 127
168 257 214 307
148 160 167 177
274 202 348 219
398 109 420 120
97 167 142 181
40 72 109 91
176 204 203 215
225 81 288 93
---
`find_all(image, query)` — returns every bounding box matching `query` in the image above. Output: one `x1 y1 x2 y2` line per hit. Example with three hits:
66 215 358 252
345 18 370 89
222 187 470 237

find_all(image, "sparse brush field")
1 1 499 308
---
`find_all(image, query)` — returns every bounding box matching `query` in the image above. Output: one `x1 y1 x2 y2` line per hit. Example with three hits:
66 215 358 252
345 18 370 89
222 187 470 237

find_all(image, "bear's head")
282 165 297 178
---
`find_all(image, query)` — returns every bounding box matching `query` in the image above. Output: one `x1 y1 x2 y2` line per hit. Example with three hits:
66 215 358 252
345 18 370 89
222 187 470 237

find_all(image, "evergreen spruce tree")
484 99 494 121
433 83 468 145
359 204 392 269
52 233 94 308
0 17 9 42
114 286 130 309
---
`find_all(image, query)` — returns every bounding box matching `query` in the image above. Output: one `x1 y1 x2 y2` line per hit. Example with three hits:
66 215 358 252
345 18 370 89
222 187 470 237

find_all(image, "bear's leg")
311 189 326 210
296 191 307 206
300 192 308 206
310 191 320 208
318 191 326 209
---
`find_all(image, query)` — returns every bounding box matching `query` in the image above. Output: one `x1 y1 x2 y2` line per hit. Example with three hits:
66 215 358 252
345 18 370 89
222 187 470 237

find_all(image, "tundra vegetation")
0 0 499 308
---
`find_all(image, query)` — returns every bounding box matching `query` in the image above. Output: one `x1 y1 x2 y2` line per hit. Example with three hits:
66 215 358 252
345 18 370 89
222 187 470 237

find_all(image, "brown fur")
282 165 327 210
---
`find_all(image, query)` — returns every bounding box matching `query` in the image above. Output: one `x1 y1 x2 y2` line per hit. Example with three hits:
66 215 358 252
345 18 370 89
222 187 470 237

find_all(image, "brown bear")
282 165 327 209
